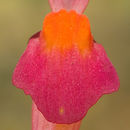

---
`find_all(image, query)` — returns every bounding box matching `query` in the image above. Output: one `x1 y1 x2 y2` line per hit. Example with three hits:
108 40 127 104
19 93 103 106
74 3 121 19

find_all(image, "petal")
84 43 120 106
12 32 44 95
49 0 89 14
12 36 119 124
32 102 82 130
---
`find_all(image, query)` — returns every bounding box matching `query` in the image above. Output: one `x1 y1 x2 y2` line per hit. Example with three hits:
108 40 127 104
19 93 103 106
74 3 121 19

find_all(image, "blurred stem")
32 102 82 130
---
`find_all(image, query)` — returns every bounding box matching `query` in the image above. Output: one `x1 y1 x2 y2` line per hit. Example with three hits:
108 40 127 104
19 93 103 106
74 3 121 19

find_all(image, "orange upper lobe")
40 10 93 55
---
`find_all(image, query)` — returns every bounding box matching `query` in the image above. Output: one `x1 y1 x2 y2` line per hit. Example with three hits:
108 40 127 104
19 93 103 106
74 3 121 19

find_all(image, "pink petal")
49 0 89 14
12 32 43 95
32 102 54 130
12 34 119 124
32 102 82 130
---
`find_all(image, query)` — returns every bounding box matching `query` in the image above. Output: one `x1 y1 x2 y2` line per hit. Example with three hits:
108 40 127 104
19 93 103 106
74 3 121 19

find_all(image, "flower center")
40 9 93 54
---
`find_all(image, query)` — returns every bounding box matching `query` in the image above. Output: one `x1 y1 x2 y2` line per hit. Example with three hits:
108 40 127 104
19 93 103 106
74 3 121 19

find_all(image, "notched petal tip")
49 0 89 14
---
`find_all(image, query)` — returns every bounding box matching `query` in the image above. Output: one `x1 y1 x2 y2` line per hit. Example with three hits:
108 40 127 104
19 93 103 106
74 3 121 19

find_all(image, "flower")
12 0 119 124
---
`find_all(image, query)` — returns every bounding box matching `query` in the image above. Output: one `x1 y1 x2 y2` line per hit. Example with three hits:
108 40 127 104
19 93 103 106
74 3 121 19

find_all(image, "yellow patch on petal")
40 9 93 54
59 106 64 115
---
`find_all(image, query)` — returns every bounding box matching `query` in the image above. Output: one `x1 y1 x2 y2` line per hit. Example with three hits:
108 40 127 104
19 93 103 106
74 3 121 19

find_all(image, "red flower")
12 0 119 124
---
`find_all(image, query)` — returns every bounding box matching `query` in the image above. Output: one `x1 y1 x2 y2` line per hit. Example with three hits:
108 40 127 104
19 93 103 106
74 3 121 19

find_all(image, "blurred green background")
0 0 130 130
